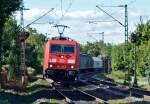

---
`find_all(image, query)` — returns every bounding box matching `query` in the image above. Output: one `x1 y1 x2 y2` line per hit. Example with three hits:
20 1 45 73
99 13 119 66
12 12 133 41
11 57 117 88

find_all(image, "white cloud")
15 8 48 21
24 8 47 20
129 9 143 17
14 7 150 44
14 9 103 22
65 10 104 19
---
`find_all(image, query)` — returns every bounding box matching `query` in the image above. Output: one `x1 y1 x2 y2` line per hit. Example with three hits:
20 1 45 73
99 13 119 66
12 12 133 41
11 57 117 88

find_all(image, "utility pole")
20 3 30 85
102 32 104 43
96 4 129 84
94 32 105 43
124 4 129 85
125 4 128 45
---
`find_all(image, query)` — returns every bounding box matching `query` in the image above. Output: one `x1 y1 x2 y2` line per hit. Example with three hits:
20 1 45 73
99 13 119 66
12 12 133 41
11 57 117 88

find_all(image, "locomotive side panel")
43 41 50 70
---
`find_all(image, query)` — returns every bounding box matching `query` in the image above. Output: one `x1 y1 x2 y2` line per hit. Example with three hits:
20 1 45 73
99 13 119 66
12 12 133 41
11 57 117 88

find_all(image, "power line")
88 6 124 25
96 5 125 27
88 20 116 24
32 21 54 25
87 33 99 42
62 0 75 18
98 0 136 7
25 8 54 27
56 0 75 24
99 5 125 7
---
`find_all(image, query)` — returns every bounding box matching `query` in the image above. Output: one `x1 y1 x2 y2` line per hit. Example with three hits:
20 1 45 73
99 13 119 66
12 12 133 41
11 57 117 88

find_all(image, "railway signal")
19 31 30 42
131 32 139 43
131 32 140 87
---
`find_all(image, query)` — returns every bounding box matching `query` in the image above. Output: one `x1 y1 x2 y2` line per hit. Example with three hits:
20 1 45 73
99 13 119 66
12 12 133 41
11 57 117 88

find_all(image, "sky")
15 0 150 44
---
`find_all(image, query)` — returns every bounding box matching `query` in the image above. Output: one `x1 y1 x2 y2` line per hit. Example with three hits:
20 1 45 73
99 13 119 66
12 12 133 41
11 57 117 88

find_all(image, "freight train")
79 55 111 73
43 36 111 83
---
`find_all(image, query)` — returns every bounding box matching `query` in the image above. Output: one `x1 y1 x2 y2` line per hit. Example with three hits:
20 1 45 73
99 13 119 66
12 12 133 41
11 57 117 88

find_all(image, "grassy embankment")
97 70 150 90
0 79 60 104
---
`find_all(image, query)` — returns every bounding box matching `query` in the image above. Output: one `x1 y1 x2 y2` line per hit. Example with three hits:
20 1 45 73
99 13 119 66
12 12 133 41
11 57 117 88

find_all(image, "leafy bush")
27 67 36 76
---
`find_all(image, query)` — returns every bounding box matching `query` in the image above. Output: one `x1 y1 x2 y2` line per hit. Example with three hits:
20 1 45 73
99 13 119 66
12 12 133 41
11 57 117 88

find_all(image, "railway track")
46 78 108 104
55 88 103 104
89 77 150 100
78 79 128 101
77 72 129 100
44 71 150 104
74 72 146 103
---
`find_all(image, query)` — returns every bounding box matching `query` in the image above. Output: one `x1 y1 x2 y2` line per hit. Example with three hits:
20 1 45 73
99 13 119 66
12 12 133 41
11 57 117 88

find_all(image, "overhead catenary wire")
98 0 137 7
89 20 116 24
96 5 125 27
88 6 124 25
25 8 54 28
87 33 99 42
32 22 54 25
56 0 75 24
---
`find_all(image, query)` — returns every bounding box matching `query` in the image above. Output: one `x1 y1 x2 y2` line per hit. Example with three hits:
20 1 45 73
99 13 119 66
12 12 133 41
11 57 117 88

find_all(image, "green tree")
2 17 21 79
26 28 46 73
0 0 22 68
80 41 112 57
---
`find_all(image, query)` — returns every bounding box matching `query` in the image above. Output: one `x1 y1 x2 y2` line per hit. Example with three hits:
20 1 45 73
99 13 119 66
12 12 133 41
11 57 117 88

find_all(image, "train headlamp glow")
49 58 57 62
49 64 53 68
71 66 74 69
68 59 75 64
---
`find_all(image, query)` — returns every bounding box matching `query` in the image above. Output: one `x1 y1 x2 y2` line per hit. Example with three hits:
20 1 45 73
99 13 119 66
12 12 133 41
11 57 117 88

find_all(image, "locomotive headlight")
49 58 57 62
49 64 53 68
68 59 75 64
71 66 74 69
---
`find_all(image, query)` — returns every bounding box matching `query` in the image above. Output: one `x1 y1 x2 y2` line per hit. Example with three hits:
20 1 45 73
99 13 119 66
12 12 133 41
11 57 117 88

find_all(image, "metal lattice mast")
20 3 26 74
124 4 129 84
20 3 30 85
102 32 104 43
125 4 128 45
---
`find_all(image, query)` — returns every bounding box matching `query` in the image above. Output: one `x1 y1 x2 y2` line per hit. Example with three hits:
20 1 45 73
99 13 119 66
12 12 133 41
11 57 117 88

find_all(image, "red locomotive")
43 36 80 83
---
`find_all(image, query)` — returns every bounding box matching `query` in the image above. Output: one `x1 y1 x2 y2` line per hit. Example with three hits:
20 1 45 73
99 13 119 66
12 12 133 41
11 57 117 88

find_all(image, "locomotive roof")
51 36 74 41
47 37 78 45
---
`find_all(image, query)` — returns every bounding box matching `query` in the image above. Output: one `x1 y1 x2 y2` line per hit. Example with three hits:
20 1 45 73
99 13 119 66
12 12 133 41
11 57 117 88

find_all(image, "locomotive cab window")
64 45 75 54
50 44 75 54
51 44 62 53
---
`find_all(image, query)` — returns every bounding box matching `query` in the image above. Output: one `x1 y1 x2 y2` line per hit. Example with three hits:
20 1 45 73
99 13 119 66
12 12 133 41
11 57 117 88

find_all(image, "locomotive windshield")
51 44 62 53
64 45 74 54
51 44 75 54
